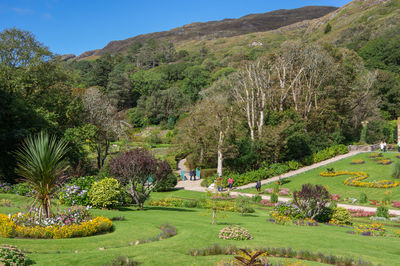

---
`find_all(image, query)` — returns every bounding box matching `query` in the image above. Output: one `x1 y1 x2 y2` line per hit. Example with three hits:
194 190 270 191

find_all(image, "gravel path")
175 151 400 215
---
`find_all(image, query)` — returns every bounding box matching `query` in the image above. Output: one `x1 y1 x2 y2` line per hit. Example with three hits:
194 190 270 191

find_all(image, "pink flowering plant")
218 225 252 240
0 244 29 265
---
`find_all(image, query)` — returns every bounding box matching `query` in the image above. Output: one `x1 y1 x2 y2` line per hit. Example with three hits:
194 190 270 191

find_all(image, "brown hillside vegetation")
75 6 337 60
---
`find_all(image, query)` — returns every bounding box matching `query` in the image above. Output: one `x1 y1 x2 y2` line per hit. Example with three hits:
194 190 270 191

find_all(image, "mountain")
75 5 337 60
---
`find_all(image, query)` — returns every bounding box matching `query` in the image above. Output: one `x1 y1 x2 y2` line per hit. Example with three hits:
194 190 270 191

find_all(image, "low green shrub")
235 196 254 216
392 161 400 179
106 256 138 266
153 173 178 192
331 207 352 225
12 182 32 196
59 176 99 206
89 178 121 209
270 193 278 203
302 145 349 165
287 160 302 170
201 169 218 179
251 195 262 203
226 168 270 187
314 207 333 223
376 206 390 218
0 244 30 265
359 193 368 204
268 163 290 176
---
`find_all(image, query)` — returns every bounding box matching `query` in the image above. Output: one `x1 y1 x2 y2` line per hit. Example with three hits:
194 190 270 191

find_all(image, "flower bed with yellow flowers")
0 213 112 239
352 223 386 236
320 171 400 188
268 211 318 226
351 159 365 164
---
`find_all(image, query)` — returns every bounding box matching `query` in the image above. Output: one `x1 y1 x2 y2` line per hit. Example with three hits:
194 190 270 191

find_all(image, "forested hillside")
1 0 399 183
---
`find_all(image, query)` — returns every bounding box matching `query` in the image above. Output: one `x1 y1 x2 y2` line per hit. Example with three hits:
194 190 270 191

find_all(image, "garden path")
175 151 400 215
175 158 205 190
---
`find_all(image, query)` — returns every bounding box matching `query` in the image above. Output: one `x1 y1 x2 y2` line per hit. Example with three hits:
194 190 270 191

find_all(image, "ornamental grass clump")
0 244 30 266
218 225 252 240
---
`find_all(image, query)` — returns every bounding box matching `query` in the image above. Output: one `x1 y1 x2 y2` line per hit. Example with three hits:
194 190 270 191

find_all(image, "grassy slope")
1 191 400 265
240 152 400 204
176 0 400 63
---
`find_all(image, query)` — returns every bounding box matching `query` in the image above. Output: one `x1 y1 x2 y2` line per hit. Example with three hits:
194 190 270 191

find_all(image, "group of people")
215 176 234 192
189 169 197 181
380 141 400 152
380 141 388 152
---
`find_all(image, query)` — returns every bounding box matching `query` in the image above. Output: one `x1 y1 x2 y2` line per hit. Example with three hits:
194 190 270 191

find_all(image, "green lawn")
240 152 400 205
1 191 400 265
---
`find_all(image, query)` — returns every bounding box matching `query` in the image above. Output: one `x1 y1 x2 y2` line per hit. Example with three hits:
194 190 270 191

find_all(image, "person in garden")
380 141 384 152
193 169 197 180
189 169 194 181
398 141 400 152
256 179 261 193
228 177 234 190
383 141 387 152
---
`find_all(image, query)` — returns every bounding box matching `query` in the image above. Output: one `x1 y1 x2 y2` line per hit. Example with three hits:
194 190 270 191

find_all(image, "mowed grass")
240 152 400 204
1 190 400 265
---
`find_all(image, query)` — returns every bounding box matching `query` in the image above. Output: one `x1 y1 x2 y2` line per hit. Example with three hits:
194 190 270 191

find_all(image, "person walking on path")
228 177 234 190
189 169 193 181
380 141 384 152
383 141 387 152
193 169 197 181
256 180 261 193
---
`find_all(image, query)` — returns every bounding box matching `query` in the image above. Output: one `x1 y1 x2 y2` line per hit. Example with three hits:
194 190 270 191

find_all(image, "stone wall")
348 144 380 152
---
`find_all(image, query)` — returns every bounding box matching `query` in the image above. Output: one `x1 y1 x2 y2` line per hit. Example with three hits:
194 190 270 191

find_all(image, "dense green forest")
1 0 400 183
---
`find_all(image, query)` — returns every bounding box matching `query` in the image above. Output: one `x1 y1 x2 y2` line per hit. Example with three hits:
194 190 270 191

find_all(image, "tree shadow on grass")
114 206 196 212
241 214 258 217
216 222 243 225
143 206 196 212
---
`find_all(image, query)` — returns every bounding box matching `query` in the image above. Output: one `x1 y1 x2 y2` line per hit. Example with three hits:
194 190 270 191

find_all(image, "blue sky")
0 0 352 56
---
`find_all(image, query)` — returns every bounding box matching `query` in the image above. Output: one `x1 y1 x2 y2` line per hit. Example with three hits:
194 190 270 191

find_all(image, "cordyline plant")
109 149 171 209
292 183 330 219
15 131 69 219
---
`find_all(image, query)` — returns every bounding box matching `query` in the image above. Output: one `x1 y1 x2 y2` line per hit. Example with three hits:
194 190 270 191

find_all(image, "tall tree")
233 59 272 141
82 87 126 169
0 28 51 94
110 149 171 209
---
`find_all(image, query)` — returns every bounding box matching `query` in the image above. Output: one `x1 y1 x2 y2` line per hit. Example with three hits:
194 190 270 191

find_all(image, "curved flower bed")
0 212 112 239
320 171 399 188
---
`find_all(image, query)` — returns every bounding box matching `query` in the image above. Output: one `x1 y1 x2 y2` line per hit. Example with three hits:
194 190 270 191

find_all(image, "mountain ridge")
74 5 337 60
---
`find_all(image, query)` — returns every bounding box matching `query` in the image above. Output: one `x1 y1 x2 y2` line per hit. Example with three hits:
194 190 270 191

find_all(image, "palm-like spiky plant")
15 132 69 219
